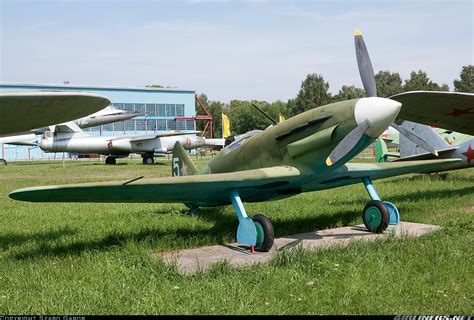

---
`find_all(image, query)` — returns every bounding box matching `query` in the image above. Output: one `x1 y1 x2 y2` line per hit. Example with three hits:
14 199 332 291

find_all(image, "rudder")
172 141 198 177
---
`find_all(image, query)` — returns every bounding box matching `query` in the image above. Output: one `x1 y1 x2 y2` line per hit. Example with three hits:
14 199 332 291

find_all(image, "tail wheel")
252 214 275 252
363 200 389 233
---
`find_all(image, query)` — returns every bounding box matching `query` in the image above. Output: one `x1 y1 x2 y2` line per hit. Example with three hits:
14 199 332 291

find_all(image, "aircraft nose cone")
354 97 402 138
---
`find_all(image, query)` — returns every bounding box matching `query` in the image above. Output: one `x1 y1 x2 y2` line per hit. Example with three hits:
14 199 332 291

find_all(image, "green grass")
0 159 473 314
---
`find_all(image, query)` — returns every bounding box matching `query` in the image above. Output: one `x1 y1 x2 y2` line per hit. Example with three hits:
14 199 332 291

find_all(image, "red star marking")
445 107 474 117
462 144 474 164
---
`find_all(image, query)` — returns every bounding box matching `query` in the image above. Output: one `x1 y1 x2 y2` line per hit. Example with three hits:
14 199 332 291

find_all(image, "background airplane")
0 91 110 165
11 31 473 253
0 91 109 136
0 105 142 146
374 121 474 173
38 123 219 165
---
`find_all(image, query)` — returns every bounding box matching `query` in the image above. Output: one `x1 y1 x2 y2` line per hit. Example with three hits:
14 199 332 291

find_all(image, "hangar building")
0 83 197 161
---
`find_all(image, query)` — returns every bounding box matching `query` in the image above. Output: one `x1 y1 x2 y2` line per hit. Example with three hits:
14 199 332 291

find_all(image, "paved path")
157 222 441 275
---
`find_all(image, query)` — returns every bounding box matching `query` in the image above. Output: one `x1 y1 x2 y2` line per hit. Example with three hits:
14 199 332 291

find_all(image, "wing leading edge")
392 91 474 135
9 166 300 204
316 159 462 189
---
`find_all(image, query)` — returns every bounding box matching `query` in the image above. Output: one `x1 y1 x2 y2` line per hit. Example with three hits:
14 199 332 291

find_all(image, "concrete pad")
156 221 441 275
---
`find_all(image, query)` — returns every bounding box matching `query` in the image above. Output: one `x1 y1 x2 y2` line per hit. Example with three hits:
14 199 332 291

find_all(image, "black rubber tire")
362 200 389 233
142 155 154 165
0 159 7 166
105 157 116 165
252 214 275 252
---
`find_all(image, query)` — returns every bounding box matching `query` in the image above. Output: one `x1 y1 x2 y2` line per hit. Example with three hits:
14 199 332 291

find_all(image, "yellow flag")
279 113 285 123
222 113 231 138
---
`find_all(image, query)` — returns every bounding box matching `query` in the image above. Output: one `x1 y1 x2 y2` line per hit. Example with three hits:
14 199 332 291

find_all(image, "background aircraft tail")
399 121 450 158
171 141 198 177
374 138 400 163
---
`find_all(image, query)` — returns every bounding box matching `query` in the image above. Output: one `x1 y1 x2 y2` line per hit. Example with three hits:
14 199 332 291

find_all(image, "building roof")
0 83 195 94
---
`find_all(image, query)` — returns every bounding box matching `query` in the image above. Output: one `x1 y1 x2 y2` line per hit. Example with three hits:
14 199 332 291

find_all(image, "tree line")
195 65 473 137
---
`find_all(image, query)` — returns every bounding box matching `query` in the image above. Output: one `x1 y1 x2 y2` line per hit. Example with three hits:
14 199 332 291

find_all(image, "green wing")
0 92 110 135
314 159 462 190
9 166 300 204
391 91 474 135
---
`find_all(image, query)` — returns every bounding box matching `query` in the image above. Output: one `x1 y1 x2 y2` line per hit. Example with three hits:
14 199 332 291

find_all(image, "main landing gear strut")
362 177 400 233
184 190 275 252
229 189 275 252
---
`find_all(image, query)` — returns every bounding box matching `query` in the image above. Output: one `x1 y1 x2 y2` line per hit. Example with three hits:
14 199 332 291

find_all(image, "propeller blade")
354 29 377 97
391 122 438 156
326 119 370 166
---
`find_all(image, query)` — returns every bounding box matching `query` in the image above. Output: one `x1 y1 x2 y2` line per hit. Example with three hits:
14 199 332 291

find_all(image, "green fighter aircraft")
9 30 474 252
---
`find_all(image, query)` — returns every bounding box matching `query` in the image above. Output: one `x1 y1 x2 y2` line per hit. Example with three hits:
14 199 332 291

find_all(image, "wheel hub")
365 206 382 227
254 221 264 247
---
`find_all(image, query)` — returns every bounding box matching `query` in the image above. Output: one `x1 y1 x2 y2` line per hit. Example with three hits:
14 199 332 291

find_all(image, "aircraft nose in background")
354 97 402 138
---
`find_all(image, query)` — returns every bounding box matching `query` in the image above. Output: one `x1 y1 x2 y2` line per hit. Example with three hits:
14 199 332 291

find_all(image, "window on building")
166 104 176 117
124 103 134 112
135 103 145 113
166 119 176 130
147 119 157 132
114 121 124 132
157 119 166 131
176 120 186 130
158 104 166 116
146 104 156 116
136 120 146 131
102 123 113 131
113 103 124 109
176 104 185 117
186 120 195 131
89 125 102 132
125 120 135 132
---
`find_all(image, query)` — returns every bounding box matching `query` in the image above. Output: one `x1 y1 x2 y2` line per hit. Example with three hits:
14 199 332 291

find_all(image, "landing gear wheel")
363 200 389 233
105 157 116 165
252 214 274 252
0 159 6 166
142 154 154 165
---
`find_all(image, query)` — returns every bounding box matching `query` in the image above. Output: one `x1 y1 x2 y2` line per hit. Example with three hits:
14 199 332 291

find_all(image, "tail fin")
374 138 389 163
373 138 399 162
172 141 198 177
399 121 450 158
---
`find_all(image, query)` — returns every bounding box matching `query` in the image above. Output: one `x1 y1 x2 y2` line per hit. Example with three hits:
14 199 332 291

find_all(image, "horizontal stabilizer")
0 92 110 136
393 147 458 162
391 91 474 135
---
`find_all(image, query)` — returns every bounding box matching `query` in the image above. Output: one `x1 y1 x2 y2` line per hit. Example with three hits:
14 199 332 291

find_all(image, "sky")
0 0 472 103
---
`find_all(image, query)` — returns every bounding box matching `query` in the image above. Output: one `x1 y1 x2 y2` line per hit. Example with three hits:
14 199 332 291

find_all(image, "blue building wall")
0 83 196 160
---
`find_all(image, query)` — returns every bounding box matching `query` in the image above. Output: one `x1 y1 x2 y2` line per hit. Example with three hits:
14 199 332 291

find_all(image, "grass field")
0 158 473 314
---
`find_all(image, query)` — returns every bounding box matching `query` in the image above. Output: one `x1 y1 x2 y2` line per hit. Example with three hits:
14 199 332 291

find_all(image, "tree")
208 101 224 138
332 85 366 102
453 65 474 93
286 73 332 117
403 70 449 92
374 71 403 97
